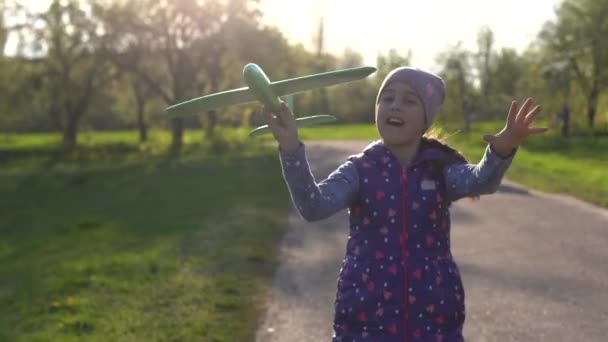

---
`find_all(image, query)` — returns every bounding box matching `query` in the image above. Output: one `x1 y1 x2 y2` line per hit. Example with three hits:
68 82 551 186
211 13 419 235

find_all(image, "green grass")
0 133 290 341
0 127 263 151
3 122 606 209
2 122 606 209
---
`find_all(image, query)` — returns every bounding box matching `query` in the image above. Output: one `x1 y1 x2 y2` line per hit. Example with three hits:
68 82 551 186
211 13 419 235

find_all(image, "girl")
262 67 547 341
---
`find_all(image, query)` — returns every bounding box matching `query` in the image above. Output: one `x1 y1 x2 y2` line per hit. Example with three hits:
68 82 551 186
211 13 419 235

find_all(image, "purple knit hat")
375 67 446 129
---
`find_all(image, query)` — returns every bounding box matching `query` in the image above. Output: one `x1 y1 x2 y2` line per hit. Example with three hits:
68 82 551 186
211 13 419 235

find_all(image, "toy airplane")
166 63 376 136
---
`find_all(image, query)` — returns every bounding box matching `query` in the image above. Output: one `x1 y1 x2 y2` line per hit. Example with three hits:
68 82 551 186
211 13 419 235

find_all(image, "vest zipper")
401 167 408 342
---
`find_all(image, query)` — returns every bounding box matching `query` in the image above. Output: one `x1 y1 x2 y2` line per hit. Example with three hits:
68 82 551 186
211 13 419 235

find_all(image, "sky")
11 0 562 73
258 0 562 72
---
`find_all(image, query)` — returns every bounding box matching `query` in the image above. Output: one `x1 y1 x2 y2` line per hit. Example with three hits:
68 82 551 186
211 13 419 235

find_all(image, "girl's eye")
383 96 394 102
406 98 418 105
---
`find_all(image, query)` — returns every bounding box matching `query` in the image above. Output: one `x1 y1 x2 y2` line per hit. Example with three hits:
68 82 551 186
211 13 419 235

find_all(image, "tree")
0 0 8 54
339 47 364 69
476 26 494 116
98 1 150 142
436 42 474 131
375 49 412 86
106 0 221 152
538 0 608 128
129 75 154 142
199 0 276 136
102 0 262 152
493 48 524 97
329 48 376 123
311 17 330 115
14 0 113 150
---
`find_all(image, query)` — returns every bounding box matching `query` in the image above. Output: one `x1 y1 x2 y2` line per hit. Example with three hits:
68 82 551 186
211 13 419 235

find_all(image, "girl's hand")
262 101 300 153
483 98 549 157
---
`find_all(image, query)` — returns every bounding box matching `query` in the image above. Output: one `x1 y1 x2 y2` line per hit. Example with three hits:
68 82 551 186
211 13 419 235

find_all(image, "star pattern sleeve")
279 142 359 222
444 144 516 202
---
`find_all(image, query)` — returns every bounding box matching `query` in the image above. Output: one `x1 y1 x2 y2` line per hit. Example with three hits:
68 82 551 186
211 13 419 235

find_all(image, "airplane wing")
270 66 376 96
166 87 257 118
166 66 376 118
249 115 337 137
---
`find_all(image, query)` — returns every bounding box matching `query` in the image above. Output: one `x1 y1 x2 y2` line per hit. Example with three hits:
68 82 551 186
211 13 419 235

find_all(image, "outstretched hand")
483 98 548 157
262 101 300 153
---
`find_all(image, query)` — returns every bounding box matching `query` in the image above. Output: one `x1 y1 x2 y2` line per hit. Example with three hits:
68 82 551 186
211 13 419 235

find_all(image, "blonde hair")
420 127 468 164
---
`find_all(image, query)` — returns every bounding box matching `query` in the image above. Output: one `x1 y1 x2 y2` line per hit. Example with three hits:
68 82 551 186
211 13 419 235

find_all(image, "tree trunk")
458 69 470 133
171 117 184 153
135 96 147 142
587 85 599 128
137 105 148 142
60 61 99 152
132 79 148 142
205 110 217 138
63 115 79 151
170 80 188 152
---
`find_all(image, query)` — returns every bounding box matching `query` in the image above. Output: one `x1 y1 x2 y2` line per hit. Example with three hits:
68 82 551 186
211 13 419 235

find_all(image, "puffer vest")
333 142 466 342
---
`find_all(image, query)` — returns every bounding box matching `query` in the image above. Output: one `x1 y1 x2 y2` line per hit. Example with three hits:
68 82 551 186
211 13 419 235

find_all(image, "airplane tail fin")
250 94 337 136
282 95 294 113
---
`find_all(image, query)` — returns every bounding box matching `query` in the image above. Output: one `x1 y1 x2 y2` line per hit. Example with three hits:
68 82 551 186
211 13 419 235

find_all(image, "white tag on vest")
421 179 436 191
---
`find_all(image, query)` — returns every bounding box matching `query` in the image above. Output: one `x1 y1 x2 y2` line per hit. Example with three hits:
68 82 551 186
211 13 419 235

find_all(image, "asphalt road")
255 141 608 342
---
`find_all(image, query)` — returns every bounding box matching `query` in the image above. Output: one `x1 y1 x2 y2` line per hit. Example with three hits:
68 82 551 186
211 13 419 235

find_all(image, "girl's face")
375 81 426 146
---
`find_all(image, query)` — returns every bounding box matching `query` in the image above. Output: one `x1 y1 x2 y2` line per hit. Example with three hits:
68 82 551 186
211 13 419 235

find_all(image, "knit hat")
375 67 446 129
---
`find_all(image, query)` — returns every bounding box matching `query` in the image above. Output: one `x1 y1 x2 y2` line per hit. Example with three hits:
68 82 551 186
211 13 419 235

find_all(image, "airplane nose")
243 63 271 88
243 63 260 79
242 63 281 112
243 63 271 85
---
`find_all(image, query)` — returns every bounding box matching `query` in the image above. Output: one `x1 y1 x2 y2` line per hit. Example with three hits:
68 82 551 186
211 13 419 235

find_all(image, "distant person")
262 67 548 341
560 102 570 137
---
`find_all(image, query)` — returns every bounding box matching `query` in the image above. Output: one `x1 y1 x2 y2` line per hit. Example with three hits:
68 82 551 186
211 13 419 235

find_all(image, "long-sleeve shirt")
278 141 516 222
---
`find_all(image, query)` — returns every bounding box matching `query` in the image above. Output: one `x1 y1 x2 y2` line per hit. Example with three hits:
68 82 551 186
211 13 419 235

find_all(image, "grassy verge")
3 123 606 208
2 123 606 209
0 134 289 341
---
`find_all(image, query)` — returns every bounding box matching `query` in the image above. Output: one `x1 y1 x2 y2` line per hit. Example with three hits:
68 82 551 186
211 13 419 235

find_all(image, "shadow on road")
497 183 530 195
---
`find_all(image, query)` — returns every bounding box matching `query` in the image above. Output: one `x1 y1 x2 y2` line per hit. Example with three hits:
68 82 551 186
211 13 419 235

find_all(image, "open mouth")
386 117 404 127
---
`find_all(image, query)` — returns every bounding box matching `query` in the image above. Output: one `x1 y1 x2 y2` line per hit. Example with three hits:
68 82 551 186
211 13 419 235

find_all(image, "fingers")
516 98 534 123
262 105 279 130
527 127 549 134
281 101 290 114
483 134 498 144
523 105 542 126
264 102 290 122
507 101 518 125
277 101 294 125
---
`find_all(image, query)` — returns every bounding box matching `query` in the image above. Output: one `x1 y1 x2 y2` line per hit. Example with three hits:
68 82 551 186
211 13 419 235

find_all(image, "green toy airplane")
165 63 376 136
